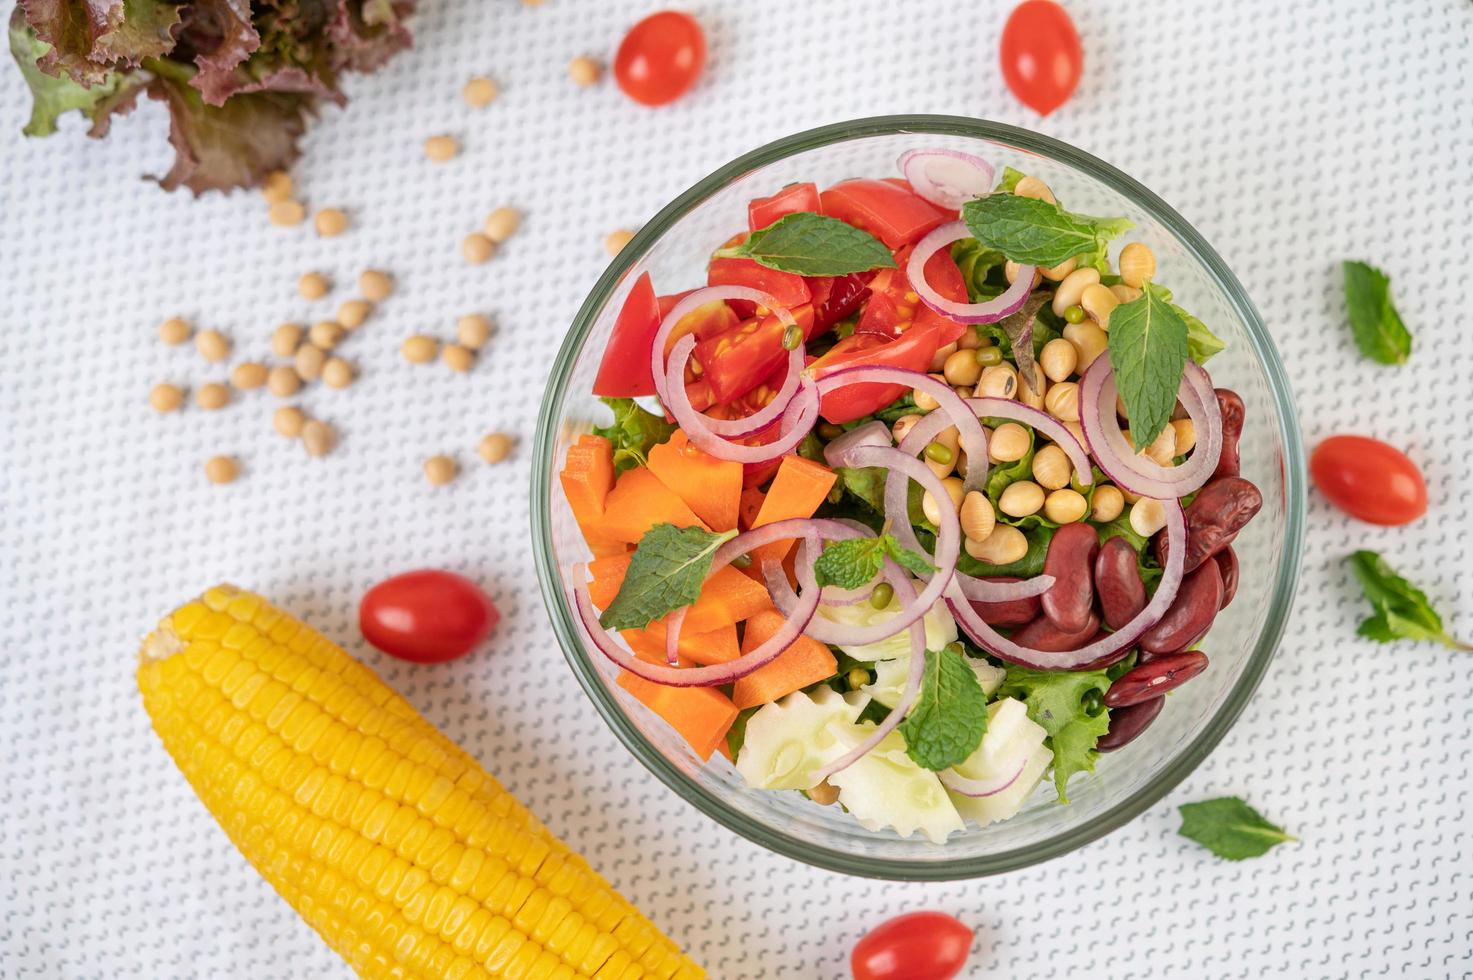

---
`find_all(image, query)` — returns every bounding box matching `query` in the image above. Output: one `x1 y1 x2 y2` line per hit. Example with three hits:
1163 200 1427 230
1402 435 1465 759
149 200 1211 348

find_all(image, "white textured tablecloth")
3 1 1471 977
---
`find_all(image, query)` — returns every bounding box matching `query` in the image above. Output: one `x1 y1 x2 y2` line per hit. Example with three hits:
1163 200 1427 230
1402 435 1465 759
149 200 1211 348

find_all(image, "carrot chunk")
729 610 837 709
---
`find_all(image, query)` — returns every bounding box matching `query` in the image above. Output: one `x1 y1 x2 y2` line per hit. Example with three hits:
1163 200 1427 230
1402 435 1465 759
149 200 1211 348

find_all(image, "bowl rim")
531 114 1306 881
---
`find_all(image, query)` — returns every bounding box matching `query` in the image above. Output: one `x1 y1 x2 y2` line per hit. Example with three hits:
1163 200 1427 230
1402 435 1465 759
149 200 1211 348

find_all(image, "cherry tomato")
852 911 973 980
1310 435 1427 525
613 11 706 107
360 570 499 663
1000 1 1083 116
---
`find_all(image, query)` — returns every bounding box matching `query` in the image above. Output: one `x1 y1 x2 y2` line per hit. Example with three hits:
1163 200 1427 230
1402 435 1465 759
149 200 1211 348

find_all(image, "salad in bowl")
537 121 1298 869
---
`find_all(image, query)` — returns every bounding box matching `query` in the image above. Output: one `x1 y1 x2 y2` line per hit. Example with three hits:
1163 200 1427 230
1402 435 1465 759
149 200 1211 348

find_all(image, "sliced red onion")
907 221 1035 324
964 397 1093 486
898 148 995 210
822 419 892 469
810 445 959 645
1078 358 1222 497
814 365 989 495
956 571 1056 604
939 756 1028 797
945 499 1185 671
665 334 819 463
651 285 801 437
664 607 685 666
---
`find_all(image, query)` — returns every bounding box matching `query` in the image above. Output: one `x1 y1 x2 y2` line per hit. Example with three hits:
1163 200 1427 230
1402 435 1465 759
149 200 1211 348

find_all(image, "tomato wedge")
693 304 815 404
707 256 812 321
856 244 969 347
748 181 820 230
809 272 873 331
592 272 661 397
808 320 943 423
820 178 948 249
656 289 739 354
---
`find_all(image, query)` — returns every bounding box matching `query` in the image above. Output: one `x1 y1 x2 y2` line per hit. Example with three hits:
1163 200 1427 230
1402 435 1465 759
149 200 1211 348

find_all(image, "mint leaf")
1107 283 1190 450
1347 551 1470 651
593 397 677 474
724 212 896 276
995 166 1027 193
996 662 1113 802
886 539 937 579
961 194 1134 267
813 537 887 589
1178 797 1296 860
1342 261 1411 365
898 646 989 771
599 524 736 630
813 534 935 589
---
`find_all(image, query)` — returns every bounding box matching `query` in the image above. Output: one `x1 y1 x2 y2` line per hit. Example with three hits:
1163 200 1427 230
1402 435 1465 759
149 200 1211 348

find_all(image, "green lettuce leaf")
593 397 677 474
996 662 1114 801
9 11 132 136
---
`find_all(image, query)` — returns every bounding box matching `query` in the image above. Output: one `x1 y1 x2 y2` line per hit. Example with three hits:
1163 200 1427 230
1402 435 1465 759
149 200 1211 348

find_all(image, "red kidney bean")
1094 536 1146 631
1039 523 1099 634
1104 651 1210 708
1212 388 1244 480
1097 696 1165 751
1157 476 1263 573
1214 546 1239 609
1140 558 1223 654
969 577 1042 626
1010 610 1101 652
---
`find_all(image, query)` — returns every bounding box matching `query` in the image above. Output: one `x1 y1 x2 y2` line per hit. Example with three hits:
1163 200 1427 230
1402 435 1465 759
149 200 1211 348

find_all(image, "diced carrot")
748 455 837 568
716 739 733 762
729 610 838 709
558 435 626 554
738 486 766 530
587 552 633 609
617 670 738 761
624 622 740 666
588 557 772 634
600 466 708 543
647 430 742 532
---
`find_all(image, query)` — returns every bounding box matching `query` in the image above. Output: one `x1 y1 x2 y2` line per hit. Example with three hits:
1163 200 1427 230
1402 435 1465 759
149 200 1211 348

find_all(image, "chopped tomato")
856 243 969 347
748 182 820 230
592 272 661 397
656 289 739 354
820 178 948 249
808 272 872 330
707 257 811 319
808 320 943 423
693 304 814 404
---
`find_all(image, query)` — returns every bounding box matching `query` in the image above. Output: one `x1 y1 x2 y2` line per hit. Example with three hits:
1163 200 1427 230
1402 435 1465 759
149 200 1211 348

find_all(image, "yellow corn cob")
138 585 704 980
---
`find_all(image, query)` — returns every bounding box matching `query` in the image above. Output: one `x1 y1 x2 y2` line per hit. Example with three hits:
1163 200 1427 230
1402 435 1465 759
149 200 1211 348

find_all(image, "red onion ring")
582 519 828 686
907 221 1035 324
822 420 892 470
939 755 1028 797
665 333 819 463
1078 358 1222 497
651 285 802 438
664 607 685 666
944 499 1187 671
964 397 1093 485
898 148 996 210
814 365 990 495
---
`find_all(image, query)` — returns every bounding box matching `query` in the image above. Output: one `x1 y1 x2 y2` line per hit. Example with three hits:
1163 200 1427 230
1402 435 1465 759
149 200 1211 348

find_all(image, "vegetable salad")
559 148 1263 842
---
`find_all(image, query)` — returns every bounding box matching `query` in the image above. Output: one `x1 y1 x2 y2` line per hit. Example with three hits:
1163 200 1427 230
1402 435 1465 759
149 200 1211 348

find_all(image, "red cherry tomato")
852 911 973 980
360 570 499 663
1310 435 1427 526
1000 0 1083 115
614 11 706 106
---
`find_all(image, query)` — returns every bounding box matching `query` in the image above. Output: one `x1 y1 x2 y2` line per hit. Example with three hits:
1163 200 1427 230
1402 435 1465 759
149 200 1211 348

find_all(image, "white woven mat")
3 1 1471 977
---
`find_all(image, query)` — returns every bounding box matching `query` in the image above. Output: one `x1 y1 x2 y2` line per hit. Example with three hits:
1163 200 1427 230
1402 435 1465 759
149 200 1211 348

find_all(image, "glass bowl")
531 115 1305 880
